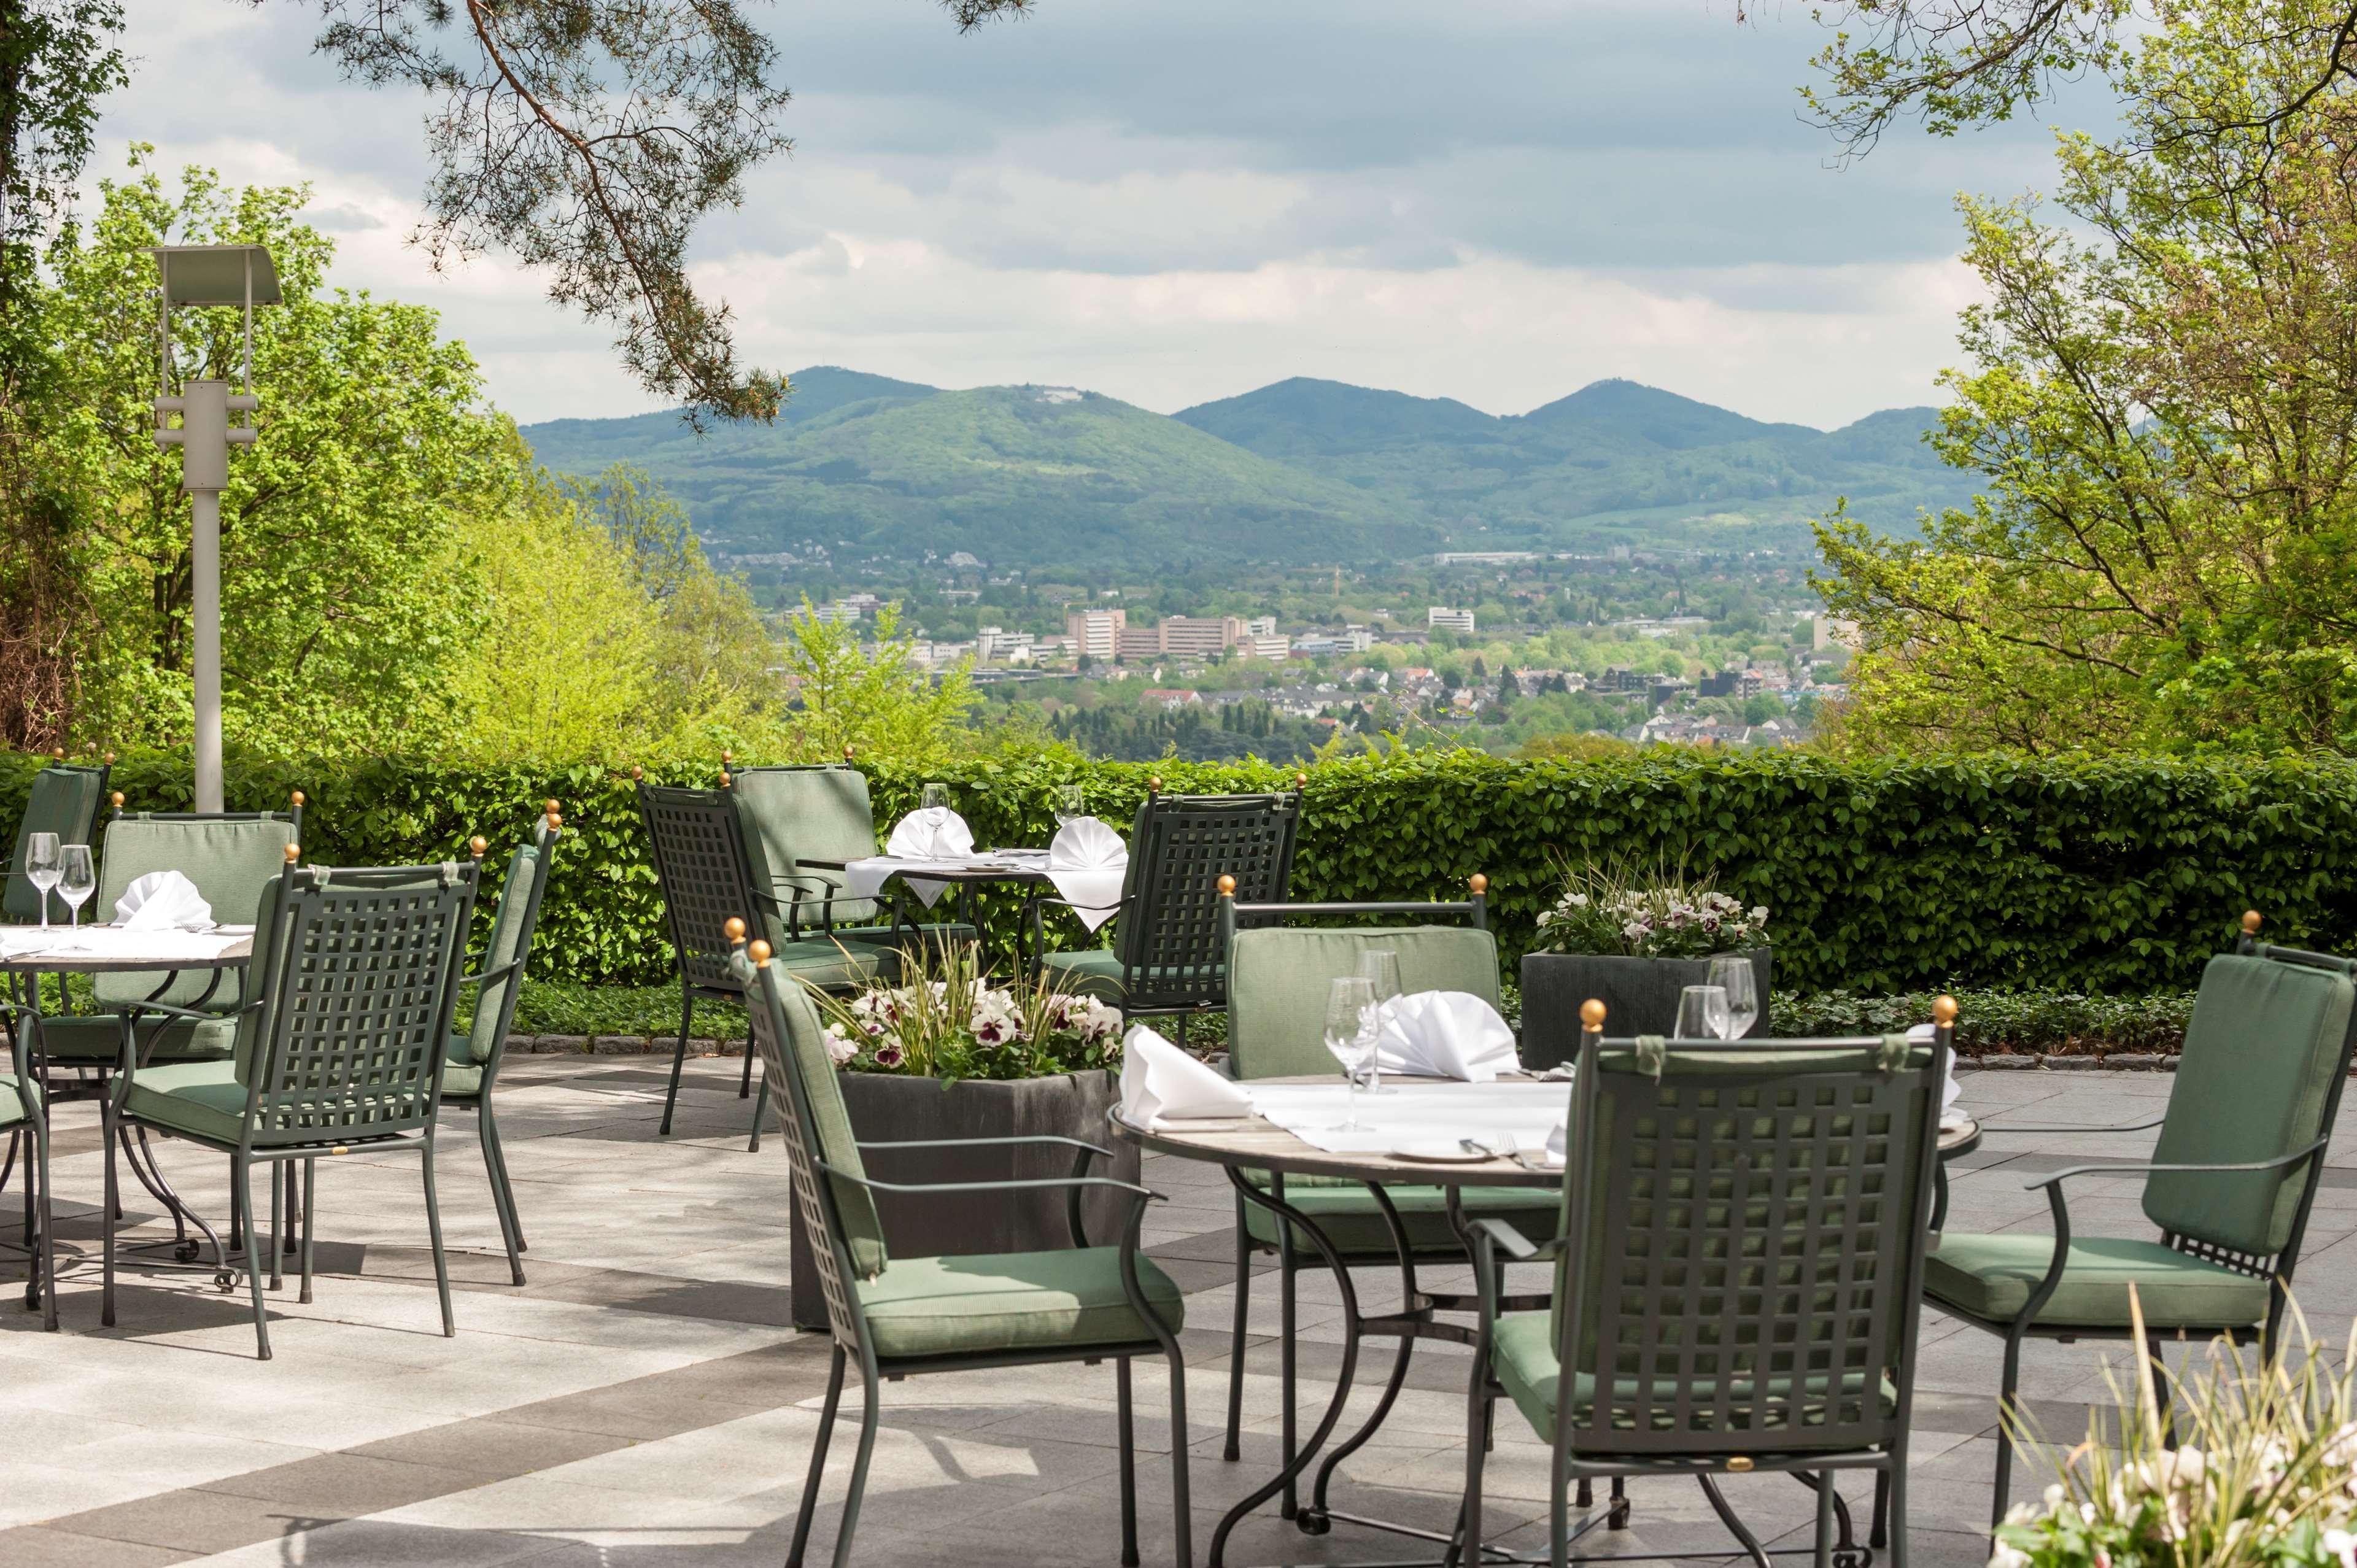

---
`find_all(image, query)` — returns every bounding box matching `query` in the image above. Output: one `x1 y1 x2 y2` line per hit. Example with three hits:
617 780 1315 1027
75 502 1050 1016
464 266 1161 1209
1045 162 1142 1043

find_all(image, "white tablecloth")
842 852 1048 910
0 924 253 964
1248 1080 1572 1157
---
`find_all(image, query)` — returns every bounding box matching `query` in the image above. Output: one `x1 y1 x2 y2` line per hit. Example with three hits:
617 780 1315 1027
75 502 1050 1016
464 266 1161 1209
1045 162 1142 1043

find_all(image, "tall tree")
1813 1 2357 752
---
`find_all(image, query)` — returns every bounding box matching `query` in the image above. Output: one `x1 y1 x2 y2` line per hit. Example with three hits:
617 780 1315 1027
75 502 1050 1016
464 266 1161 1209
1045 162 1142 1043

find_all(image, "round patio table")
1 925 255 1327
1111 1079 1984 1568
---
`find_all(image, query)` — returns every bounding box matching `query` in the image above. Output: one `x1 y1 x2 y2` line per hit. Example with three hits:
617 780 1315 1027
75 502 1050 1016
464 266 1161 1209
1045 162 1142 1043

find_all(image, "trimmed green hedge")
10 747 2356 991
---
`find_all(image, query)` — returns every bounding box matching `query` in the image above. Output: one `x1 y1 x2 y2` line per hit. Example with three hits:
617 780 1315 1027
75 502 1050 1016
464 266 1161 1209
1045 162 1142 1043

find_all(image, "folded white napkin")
115 870 214 932
1370 991 1520 1083
1910 1022 1964 1127
1541 1121 1568 1169
886 806 973 861
1048 817 1128 932
1120 1025 1253 1130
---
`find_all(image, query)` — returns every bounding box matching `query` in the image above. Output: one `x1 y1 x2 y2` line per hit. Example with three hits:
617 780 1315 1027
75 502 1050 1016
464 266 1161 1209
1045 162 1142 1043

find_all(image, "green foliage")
1779 987 2197 1057
16 745 2357 992
775 601 981 764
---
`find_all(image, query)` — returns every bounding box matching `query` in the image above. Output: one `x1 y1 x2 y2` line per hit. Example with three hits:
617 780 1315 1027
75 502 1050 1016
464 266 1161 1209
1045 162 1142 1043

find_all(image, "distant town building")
804 602 862 627
1141 689 1201 710
1814 615 1862 651
1115 625 1161 661
1154 615 1248 658
1245 616 1277 637
1244 633 1291 660
945 552 982 568
1066 608 1127 659
1427 606 1476 634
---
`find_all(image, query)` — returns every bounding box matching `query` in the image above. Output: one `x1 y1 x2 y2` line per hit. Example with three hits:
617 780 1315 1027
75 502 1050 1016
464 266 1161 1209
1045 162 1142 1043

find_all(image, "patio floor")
0 1056 2351 1568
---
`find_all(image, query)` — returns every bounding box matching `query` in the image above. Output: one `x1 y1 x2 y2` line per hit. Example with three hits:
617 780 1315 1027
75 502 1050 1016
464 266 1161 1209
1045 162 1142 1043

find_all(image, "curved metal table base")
1213 1170 1875 1568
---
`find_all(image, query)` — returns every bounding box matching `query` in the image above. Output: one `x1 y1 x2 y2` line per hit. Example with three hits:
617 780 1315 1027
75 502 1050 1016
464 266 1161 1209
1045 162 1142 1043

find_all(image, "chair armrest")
2026 1138 2330 1191
1467 1216 1560 1263
457 958 524 991
815 1159 1160 1202
855 1135 1114 1159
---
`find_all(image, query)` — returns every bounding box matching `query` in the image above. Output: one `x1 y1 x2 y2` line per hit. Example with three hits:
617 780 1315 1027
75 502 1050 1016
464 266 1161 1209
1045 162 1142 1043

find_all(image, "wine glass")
56 844 95 949
1054 785 1086 830
1357 949 1401 1092
24 832 58 931
1324 975 1379 1131
921 782 951 814
1708 954 1759 1040
1673 984 1729 1041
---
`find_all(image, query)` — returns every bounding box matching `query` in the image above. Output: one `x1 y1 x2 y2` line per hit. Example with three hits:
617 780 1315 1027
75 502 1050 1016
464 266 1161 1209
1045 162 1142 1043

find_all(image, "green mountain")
519 367 1972 569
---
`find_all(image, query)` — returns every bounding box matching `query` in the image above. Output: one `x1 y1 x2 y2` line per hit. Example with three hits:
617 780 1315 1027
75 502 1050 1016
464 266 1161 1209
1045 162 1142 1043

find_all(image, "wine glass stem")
1344 1073 1357 1132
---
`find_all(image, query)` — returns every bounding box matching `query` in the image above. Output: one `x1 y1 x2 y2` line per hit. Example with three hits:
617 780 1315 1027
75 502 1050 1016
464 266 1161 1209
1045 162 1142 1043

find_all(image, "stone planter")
1517 949 1774 1071
787 1068 1138 1330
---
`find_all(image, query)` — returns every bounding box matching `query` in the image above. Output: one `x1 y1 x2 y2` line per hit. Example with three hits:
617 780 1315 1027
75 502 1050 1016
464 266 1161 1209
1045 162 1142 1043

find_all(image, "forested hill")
520 367 1970 569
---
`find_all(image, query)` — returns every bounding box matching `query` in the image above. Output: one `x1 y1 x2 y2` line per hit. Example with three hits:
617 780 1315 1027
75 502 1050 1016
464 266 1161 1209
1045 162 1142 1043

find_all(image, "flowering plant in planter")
810 941 1125 1081
1992 1298 2357 1568
1531 859 1768 960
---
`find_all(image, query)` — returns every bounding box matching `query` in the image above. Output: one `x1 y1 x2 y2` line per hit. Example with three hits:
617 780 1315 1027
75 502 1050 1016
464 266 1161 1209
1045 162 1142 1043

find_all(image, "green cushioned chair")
432 807 563 1286
1926 919 2357 1528
4 759 107 924
736 935 1193 1568
103 857 481 1360
1458 1013 1948 1568
637 779 894 1148
0 1021 55 1329
1028 786 1303 1041
730 763 976 951
1211 882 1568 1527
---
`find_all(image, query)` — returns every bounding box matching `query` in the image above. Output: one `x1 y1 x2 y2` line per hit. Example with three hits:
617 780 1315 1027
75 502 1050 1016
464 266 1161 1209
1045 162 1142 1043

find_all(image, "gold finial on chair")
1295 772 1308 789
1217 874 1236 897
749 940 773 967
104 751 115 764
469 835 487 859
724 917 747 944
284 843 302 864
843 743 856 762
290 789 305 808
545 798 560 816
722 749 733 766
49 746 62 761
2243 910 2263 935
719 771 732 788
110 791 125 809
1468 873 1488 895
546 809 563 833
1932 995 1959 1027
1579 998 1606 1032
630 764 644 781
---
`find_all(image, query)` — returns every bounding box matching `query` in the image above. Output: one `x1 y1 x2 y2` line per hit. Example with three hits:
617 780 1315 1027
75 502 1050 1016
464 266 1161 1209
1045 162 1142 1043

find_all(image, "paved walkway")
0 1057 2350 1567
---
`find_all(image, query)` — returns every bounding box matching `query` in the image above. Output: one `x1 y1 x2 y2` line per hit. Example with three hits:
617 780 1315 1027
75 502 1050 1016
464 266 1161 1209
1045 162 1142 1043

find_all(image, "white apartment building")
1427 606 1476 634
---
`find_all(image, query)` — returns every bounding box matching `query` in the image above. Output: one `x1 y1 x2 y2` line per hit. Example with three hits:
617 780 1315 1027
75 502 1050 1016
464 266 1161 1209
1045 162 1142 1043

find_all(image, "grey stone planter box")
787 1068 1139 1331
1518 949 1774 1071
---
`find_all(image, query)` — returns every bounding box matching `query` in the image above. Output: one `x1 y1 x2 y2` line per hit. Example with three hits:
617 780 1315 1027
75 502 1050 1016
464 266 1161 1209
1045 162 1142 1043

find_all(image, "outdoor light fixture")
151 244 280 814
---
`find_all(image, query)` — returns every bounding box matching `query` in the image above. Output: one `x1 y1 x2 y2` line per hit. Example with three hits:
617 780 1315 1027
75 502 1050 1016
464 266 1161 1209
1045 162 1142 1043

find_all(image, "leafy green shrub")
1778 987 2197 1057
13 746 2353 992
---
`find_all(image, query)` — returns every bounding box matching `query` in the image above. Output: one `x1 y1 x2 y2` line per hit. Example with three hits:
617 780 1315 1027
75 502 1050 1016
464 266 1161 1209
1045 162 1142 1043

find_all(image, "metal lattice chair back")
740 943 877 1352
243 862 479 1149
1556 1035 1941 1458
1117 790 1301 1013
638 783 759 997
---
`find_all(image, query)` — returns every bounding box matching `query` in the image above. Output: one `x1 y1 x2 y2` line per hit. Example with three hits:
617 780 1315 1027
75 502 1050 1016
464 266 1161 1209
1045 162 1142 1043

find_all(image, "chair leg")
1991 1329 2026 1531
788 1345 848 1568
1223 1200 1250 1462
829 1358 882 1568
1887 1455 1911 1568
1279 1236 1298 1520
738 1026 756 1099
299 1159 317 1305
659 992 693 1137
234 1155 271 1360
1165 1338 1194 1568
1813 1471 1836 1568
1870 1467 1890 1547
746 1058 766 1154
99 1099 118 1327
479 1100 525 1286
268 1155 284 1292
1460 1380 1492 1568
420 1134 456 1338
1117 1356 1140 1568
1549 1445 1570 1568
1698 1473 1772 1568
31 1103 55 1332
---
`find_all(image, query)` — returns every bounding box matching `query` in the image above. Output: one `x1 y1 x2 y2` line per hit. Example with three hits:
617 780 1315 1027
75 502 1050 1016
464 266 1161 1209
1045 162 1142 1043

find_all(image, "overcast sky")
95 0 2081 428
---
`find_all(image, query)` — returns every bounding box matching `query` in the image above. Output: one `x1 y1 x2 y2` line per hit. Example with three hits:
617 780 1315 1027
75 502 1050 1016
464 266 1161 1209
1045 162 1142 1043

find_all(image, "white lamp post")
150 244 279 814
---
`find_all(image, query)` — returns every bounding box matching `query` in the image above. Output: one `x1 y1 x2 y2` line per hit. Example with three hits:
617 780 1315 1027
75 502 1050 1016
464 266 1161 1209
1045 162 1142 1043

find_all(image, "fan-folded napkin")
1370 991 1519 1082
853 807 976 907
1119 1025 1252 1130
1048 817 1127 932
115 870 214 932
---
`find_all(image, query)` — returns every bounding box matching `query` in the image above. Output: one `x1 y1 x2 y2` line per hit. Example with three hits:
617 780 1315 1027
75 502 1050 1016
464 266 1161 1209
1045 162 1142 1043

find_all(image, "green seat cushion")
1923 1232 2271 1330
1242 1181 1562 1256
0 1073 41 1127
857 1248 1185 1361
1040 949 1124 1001
1228 925 1502 1079
767 938 894 993
440 1033 482 1099
120 1060 249 1145
835 922 978 949
1490 1310 1896 1445
31 1012 237 1063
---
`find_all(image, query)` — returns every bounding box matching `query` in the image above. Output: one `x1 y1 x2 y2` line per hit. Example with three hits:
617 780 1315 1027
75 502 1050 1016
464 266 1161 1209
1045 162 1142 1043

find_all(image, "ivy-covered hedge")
10 746 2356 991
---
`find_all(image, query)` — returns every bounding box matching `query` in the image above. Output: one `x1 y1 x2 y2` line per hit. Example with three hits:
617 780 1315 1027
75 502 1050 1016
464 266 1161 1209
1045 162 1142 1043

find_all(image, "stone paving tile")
0 1057 2340 1566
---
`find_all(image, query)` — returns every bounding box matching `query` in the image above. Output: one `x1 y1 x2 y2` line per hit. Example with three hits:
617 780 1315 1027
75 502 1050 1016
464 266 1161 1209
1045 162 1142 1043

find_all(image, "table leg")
1304 1181 1422 1529
1210 1165 1361 1568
